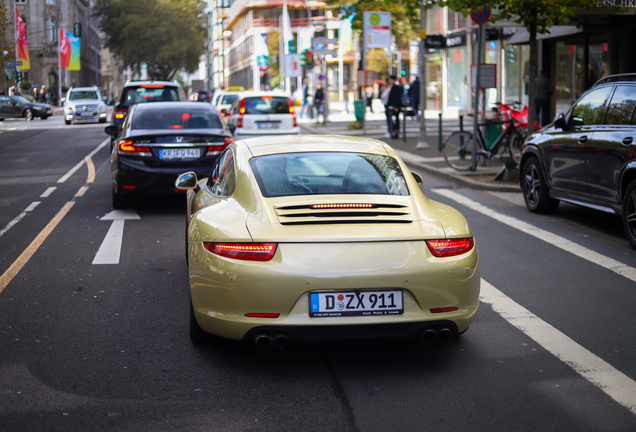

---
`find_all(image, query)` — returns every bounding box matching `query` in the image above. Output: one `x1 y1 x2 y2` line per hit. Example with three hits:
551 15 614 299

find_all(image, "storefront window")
426 51 442 110
447 46 468 109
426 6 443 34
501 43 529 107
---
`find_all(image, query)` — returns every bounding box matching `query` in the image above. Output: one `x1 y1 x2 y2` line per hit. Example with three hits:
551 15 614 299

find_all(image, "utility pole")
416 1 429 149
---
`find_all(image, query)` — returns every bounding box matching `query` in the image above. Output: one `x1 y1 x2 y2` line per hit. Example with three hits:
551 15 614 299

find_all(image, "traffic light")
16 71 22 83
301 49 308 66
74 22 82 38
306 50 314 67
213 48 218 56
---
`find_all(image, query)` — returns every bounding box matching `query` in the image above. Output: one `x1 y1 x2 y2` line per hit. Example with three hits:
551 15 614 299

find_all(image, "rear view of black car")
106 102 234 209
109 81 187 141
519 73 636 249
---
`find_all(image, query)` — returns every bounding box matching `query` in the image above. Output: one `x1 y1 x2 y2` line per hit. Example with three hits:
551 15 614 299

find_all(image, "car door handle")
622 137 634 146
578 136 588 144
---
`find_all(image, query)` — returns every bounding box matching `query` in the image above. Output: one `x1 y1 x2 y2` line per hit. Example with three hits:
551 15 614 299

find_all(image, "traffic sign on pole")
470 6 491 25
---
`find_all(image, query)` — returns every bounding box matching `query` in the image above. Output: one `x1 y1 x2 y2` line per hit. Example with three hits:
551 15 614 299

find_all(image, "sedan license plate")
159 148 200 159
257 122 280 129
310 290 403 317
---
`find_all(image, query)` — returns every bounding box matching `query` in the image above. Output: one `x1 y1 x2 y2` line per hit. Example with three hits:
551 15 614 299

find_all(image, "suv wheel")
622 180 636 250
522 158 560 213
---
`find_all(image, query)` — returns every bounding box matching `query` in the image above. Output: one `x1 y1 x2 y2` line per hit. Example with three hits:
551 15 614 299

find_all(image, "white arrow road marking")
92 209 140 265
481 279 636 416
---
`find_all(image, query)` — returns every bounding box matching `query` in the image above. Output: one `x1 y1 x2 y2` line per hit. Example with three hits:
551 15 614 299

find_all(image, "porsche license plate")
310 290 403 317
159 148 200 159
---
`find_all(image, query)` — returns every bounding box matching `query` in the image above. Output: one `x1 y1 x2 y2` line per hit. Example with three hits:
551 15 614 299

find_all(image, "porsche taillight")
117 140 152 157
426 238 474 257
203 243 277 261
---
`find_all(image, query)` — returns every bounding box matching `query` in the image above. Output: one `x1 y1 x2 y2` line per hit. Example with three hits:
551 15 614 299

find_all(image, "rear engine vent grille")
275 203 412 225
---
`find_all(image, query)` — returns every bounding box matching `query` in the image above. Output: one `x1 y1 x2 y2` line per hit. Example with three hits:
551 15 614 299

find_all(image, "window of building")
425 6 443 34
47 17 56 41
15 0 26 3
46 0 56 4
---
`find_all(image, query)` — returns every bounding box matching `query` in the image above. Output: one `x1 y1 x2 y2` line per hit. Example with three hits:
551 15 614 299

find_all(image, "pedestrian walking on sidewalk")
535 70 553 127
407 77 420 119
314 84 325 123
383 75 403 139
300 78 310 118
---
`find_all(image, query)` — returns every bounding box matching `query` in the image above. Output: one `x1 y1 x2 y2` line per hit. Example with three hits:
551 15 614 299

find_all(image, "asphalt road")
1 117 636 431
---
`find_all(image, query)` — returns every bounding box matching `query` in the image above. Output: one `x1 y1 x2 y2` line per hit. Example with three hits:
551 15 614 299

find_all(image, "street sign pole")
471 24 484 171
416 4 429 149
361 19 367 134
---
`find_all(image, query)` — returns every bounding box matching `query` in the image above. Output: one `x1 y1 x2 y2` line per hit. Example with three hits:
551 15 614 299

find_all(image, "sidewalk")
299 101 521 193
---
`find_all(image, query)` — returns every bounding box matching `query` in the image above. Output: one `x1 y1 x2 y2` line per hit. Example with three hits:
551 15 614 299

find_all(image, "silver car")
64 86 108 125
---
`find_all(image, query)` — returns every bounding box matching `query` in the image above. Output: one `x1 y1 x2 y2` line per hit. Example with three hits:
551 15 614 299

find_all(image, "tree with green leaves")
0 3 15 89
93 0 207 80
436 0 622 132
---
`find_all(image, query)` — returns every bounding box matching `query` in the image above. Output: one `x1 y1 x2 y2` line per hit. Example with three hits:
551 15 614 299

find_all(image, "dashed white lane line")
40 187 57 198
432 188 636 283
0 202 40 239
481 279 636 415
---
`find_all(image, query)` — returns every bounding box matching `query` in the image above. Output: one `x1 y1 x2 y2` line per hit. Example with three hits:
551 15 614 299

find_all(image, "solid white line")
92 220 125 265
0 202 40 239
481 279 636 415
57 138 110 184
432 188 636 283
40 187 57 198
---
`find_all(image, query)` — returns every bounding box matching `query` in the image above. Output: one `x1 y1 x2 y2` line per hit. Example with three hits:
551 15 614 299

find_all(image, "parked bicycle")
442 114 525 171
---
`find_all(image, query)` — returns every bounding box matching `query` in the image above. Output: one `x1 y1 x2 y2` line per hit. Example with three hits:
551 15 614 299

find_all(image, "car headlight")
33 106 41 110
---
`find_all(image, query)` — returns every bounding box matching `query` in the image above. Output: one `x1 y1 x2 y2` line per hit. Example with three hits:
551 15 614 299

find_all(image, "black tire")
65 119 72 125
40 115 48 120
0 118 5 121
24 109 33 121
99 118 107 123
112 190 128 209
622 180 636 250
443 131 477 171
522 157 559 213
190 299 210 344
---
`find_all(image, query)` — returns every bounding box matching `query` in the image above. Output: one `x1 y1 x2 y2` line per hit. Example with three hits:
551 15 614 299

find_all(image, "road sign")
312 37 338 45
315 49 338 57
7 61 23 67
317 73 326 82
285 54 301 77
363 11 391 48
471 63 497 89
471 7 491 24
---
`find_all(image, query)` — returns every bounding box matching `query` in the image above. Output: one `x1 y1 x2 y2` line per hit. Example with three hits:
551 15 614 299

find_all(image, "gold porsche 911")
175 135 480 348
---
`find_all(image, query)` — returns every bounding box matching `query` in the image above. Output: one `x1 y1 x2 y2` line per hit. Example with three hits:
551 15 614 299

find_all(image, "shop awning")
507 26 581 45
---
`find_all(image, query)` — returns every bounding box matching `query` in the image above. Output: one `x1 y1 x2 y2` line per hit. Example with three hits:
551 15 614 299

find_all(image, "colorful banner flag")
66 33 81 71
282 2 295 54
15 7 30 70
254 33 270 70
60 29 71 68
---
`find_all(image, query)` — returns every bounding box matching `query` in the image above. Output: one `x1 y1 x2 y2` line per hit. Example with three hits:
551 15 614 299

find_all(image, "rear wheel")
522 157 559 213
443 131 477 171
622 180 636 250
40 115 48 120
24 109 33 121
508 130 524 164
65 119 72 125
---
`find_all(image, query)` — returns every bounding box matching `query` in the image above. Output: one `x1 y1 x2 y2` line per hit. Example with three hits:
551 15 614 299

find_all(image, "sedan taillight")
205 137 235 157
426 238 474 257
117 140 152 157
114 108 128 119
203 243 277 261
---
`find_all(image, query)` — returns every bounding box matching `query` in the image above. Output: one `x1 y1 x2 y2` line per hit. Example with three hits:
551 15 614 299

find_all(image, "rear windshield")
221 95 237 105
244 96 290 115
122 86 180 104
69 91 99 100
250 152 409 197
132 109 224 130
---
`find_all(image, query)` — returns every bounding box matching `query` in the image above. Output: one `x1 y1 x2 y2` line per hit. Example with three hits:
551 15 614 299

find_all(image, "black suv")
109 81 187 144
519 73 636 249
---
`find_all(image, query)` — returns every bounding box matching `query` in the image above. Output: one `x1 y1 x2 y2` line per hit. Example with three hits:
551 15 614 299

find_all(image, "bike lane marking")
57 138 108 184
481 279 636 415
432 188 636 283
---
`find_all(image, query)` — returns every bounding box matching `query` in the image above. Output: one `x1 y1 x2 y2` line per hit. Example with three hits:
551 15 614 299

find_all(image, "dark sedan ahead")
0 95 52 121
106 102 234 209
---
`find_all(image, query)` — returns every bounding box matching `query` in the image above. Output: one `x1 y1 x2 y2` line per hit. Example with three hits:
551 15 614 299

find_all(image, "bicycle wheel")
509 130 525 164
443 131 478 171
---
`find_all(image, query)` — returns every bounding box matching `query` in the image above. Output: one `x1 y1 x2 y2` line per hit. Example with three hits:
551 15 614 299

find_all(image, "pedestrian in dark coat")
407 77 420 118
314 84 325 122
385 75 403 139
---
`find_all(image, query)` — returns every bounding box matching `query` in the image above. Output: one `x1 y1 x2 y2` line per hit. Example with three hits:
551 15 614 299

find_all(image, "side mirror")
175 172 198 190
553 113 566 129
61 97 66 104
411 171 424 186
104 125 118 136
